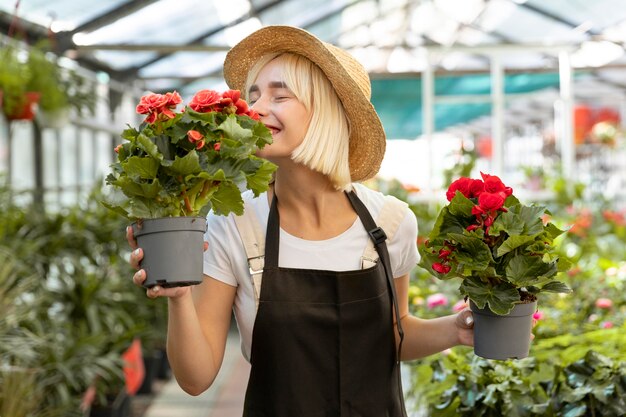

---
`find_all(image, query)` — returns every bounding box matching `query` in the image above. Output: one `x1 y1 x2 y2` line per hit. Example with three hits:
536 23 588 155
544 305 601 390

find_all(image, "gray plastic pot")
470 300 537 360
132 217 207 288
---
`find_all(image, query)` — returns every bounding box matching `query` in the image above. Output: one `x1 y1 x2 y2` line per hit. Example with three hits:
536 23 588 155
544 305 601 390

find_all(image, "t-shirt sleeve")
392 207 420 278
203 212 239 287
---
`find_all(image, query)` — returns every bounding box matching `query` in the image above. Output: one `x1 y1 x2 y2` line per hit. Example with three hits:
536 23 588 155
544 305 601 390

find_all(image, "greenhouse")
1 0 625 416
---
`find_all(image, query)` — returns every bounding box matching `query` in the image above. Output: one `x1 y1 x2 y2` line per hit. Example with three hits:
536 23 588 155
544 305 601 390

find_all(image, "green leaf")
460 276 521 314
541 281 571 293
497 235 538 257
505 254 553 287
121 156 159 179
210 182 244 216
245 158 277 196
218 114 253 142
136 132 162 160
449 191 475 217
448 233 493 272
162 151 202 176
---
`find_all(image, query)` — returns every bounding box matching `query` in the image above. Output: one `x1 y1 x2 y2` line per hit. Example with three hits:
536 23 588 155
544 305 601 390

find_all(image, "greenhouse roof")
2 0 626 138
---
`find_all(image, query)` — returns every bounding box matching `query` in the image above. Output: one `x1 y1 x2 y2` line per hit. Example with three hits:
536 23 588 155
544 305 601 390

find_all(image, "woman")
129 25 474 416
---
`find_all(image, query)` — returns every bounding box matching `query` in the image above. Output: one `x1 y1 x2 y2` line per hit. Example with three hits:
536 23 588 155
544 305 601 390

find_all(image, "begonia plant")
103 89 276 219
418 172 572 315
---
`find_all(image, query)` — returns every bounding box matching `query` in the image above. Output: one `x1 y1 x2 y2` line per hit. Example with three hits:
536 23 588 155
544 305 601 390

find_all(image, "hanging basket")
132 216 207 288
470 300 536 360
6 91 41 121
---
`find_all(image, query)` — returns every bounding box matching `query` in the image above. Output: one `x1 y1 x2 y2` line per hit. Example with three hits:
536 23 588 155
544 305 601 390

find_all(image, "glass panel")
42 129 58 189
526 0 626 30
477 0 587 44
9 122 35 190
0 0 129 31
59 125 77 189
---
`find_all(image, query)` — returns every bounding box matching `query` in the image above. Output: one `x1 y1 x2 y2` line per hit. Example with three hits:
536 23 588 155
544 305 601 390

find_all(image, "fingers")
133 269 146 286
146 285 189 299
457 308 474 328
129 247 143 270
126 226 138 250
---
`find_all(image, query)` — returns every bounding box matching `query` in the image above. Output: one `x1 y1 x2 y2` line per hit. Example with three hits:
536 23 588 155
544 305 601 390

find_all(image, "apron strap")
234 192 408 321
345 191 406 364
233 200 265 310
361 195 409 268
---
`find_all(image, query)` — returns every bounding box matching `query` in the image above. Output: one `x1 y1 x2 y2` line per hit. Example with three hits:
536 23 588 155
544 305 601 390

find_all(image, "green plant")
418 173 572 315
409 328 626 417
103 89 276 219
0 40 95 122
0 42 32 117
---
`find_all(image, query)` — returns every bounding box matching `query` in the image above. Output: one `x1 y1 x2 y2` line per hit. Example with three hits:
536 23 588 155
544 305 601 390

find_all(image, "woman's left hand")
454 308 474 347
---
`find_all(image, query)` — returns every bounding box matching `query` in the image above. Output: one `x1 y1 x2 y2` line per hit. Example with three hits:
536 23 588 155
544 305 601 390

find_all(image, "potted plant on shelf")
418 172 572 360
102 89 276 288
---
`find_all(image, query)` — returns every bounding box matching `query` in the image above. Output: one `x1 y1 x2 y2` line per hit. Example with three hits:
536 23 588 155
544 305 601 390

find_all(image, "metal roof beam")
519 2 601 36
117 0 285 80
70 0 160 34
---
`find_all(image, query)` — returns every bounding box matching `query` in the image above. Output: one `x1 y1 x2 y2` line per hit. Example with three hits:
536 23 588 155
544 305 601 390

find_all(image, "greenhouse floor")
137 329 250 417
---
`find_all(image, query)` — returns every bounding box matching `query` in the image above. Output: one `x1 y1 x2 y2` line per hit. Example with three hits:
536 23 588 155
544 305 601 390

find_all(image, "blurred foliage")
0 179 168 415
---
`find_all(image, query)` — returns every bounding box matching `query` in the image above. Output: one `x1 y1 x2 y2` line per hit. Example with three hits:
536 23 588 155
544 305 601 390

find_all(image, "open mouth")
265 125 281 135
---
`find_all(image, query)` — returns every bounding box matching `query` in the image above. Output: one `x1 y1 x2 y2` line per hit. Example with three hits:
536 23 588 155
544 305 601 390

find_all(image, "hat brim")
223 25 385 183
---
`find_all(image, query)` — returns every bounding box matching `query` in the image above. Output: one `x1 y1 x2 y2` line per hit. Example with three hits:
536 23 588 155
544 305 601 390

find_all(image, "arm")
393 273 474 361
128 227 237 396
166 275 236 395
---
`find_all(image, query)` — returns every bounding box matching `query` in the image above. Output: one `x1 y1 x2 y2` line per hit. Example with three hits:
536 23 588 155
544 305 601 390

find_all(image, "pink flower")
452 300 468 312
114 144 123 154
601 321 614 329
595 298 613 309
532 310 544 321
427 293 449 309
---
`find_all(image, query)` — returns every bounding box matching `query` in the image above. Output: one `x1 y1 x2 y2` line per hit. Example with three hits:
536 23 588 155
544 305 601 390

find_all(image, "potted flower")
102 89 276 288
418 172 572 359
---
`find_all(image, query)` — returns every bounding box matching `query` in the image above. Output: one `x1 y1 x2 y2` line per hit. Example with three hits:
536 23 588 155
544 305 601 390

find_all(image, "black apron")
243 191 407 417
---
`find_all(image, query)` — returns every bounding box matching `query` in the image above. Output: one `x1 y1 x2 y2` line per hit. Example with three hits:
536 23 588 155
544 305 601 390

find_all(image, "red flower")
189 89 222 113
220 90 249 115
246 109 260 120
446 177 473 201
446 177 486 201
187 130 205 150
136 91 181 124
481 172 512 199
475 192 505 214
432 263 451 274
213 142 221 152
438 249 452 259
114 144 123 154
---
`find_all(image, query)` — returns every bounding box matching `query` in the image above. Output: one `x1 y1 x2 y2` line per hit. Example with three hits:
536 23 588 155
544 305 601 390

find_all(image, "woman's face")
248 58 311 161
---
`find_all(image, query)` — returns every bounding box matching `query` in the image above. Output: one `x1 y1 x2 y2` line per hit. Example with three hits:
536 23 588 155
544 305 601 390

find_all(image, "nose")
250 94 269 117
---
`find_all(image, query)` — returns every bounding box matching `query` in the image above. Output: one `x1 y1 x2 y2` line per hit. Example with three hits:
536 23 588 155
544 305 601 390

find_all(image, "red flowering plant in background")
418 172 572 315
103 89 276 219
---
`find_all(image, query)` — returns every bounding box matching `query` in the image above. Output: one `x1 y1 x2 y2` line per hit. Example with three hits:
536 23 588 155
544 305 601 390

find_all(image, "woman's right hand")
127 225 204 299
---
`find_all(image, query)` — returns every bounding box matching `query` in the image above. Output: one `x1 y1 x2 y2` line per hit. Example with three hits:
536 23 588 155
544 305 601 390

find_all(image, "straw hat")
223 25 386 183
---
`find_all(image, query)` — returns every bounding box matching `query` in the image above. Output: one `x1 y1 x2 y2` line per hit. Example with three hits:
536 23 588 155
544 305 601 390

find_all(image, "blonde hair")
245 53 352 190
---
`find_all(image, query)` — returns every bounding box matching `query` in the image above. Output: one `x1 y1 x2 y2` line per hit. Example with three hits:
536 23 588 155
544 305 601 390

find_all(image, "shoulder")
351 183 410 219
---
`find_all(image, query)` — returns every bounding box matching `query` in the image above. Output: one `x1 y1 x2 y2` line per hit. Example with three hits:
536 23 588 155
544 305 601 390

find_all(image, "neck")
268 162 355 237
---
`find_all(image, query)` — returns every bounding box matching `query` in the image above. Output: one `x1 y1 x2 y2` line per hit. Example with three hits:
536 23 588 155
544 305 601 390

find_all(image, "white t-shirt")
203 183 420 361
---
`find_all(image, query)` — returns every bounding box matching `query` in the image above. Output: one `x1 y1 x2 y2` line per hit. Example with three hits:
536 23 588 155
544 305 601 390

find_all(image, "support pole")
491 55 505 176
422 52 435 191
558 50 574 179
